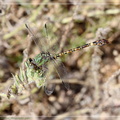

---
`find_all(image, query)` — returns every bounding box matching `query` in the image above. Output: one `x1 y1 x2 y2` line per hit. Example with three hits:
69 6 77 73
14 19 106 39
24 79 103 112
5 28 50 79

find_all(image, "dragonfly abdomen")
53 39 109 59
92 39 109 46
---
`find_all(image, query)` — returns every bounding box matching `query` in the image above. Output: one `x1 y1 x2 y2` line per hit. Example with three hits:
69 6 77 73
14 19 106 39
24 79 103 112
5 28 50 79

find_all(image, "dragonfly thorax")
29 52 53 68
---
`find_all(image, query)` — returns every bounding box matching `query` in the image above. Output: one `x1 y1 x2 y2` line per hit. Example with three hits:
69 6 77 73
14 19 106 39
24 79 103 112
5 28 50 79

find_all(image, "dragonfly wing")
51 57 70 90
42 63 55 95
44 85 55 95
42 21 59 54
25 23 44 52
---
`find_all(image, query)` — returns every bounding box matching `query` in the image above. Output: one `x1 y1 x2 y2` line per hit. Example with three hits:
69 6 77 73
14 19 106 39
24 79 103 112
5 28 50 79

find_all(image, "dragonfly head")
26 57 41 71
28 58 32 63
26 58 34 68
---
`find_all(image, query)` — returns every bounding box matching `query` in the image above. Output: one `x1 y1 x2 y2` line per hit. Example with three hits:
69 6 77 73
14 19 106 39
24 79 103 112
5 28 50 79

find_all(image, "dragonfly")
25 23 109 95
7 23 109 98
25 23 71 95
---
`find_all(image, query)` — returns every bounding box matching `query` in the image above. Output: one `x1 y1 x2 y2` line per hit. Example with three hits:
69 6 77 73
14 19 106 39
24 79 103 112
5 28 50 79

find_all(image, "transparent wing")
43 56 70 91
44 85 55 95
43 61 56 95
41 21 59 54
26 22 59 53
25 23 43 52
52 58 70 90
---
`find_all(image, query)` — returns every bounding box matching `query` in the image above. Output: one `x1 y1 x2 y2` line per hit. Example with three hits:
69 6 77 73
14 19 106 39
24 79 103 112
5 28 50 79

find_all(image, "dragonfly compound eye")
28 58 33 62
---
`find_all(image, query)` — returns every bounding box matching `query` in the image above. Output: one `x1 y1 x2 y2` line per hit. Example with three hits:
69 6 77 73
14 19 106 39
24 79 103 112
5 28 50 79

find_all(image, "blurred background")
0 0 120 119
